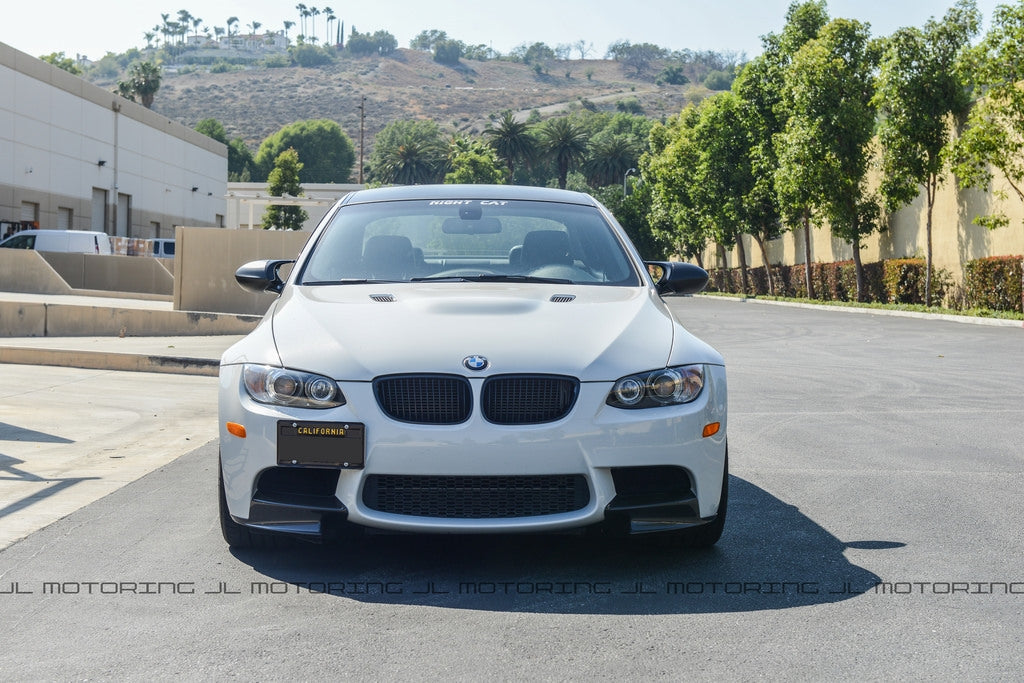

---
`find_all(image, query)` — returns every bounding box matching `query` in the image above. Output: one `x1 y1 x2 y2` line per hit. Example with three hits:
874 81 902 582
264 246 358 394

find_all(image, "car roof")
339 184 600 207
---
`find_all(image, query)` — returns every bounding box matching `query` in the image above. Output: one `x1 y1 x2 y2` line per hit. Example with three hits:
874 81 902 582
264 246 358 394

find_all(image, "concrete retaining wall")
173 226 310 315
0 249 74 295
42 252 174 295
0 299 260 336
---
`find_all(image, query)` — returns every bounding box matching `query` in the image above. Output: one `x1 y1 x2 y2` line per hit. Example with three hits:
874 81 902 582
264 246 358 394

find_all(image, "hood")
264 283 694 380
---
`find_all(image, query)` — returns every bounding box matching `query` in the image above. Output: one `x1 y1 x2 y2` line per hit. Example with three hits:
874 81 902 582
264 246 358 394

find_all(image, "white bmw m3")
218 185 728 548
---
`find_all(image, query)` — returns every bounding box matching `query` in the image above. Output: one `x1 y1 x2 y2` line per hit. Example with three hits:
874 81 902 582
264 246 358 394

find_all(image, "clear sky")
1 0 1004 63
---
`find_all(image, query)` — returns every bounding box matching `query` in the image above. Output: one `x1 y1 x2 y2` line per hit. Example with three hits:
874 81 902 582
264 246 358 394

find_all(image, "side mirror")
235 259 294 294
646 261 709 296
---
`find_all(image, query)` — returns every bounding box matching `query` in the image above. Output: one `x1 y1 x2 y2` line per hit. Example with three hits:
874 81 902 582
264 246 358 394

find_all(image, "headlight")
242 364 346 409
607 364 704 409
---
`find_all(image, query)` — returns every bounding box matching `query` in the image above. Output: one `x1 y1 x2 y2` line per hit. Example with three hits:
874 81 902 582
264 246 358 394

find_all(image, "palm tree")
483 111 537 181
324 7 335 45
309 7 320 44
538 117 589 189
117 62 162 108
380 139 444 185
226 16 238 38
191 17 203 41
143 32 155 49
283 20 295 41
176 10 192 44
583 135 638 187
295 4 308 36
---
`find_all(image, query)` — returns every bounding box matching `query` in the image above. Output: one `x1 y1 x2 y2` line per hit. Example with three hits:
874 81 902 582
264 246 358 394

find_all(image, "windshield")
298 199 641 286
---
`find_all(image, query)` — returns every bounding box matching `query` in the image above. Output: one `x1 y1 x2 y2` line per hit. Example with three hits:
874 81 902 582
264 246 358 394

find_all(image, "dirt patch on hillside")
151 49 704 155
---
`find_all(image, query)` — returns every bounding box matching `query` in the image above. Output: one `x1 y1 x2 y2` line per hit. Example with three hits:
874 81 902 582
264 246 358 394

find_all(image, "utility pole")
357 96 366 184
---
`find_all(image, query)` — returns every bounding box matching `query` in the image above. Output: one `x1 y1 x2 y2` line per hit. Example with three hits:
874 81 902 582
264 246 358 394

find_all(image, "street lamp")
623 167 637 196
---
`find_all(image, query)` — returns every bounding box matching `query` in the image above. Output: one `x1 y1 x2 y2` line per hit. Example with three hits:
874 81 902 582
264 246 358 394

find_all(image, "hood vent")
369 294 396 303
549 294 576 303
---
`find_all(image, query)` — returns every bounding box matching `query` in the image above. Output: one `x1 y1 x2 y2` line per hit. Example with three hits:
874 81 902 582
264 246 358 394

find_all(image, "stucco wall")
173 226 310 314
713 169 1024 280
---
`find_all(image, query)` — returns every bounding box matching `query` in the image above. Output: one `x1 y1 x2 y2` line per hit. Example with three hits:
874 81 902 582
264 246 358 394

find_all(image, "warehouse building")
1 41 226 241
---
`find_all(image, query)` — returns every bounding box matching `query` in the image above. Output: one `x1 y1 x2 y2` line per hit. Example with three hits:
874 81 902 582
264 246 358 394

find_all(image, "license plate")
277 421 365 468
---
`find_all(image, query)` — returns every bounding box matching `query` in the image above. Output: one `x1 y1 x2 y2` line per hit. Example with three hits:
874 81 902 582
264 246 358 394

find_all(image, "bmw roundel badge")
463 355 489 371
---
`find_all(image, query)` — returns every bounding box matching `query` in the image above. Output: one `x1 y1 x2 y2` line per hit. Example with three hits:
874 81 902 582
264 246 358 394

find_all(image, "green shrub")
263 54 291 68
964 255 1023 313
882 259 950 305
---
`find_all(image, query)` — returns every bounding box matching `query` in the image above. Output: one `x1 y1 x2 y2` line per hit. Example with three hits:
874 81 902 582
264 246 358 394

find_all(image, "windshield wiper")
411 274 574 284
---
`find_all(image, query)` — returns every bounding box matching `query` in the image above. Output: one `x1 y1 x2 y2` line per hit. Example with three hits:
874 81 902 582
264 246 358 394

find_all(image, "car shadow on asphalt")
230 476 898 615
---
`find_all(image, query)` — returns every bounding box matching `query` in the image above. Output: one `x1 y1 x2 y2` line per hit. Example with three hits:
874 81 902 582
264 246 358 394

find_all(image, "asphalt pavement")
1 293 1022 678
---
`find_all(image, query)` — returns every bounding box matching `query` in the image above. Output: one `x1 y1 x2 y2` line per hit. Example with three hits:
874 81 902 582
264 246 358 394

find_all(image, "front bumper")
218 364 727 539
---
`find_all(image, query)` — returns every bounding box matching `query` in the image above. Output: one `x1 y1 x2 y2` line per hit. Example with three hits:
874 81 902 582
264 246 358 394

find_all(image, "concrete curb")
705 295 1024 328
0 346 220 376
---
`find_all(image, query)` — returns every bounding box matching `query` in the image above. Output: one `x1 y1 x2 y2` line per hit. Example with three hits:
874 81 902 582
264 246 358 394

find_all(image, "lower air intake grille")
482 375 579 425
374 374 472 424
362 474 590 518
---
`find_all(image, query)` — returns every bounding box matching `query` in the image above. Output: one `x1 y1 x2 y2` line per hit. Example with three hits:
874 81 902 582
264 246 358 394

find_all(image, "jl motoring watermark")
2 580 1024 597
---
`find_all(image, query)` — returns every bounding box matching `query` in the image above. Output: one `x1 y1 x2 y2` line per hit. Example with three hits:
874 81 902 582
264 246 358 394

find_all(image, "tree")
444 142 506 185
433 39 463 65
411 29 448 51
780 18 881 301
262 148 308 230
515 42 555 66
732 55 786 295
195 118 254 180
771 0 830 298
228 139 256 181
691 93 757 293
483 111 537 181
368 119 446 185
583 135 638 188
254 119 355 183
116 61 161 108
39 52 82 75
951 2 1024 232
195 118 228 143
875 1 980 305
538 117 589 189
606 41 666 78
643 108 709 265
655 65 689 86
290 42 334 66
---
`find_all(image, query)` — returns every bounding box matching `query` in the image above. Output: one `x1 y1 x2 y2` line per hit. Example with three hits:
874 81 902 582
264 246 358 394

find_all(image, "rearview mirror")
235 259 294 294
646 261 709 296
442 217 502 234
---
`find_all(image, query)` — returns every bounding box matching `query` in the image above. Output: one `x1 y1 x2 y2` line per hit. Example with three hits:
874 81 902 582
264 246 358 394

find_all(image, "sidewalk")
0 291 250 550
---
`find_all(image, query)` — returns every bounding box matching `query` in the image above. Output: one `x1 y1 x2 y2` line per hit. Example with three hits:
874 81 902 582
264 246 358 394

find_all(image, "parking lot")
1 296 1022 679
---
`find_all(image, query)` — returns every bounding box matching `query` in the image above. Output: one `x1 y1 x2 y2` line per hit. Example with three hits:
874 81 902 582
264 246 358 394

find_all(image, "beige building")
1 41 227 241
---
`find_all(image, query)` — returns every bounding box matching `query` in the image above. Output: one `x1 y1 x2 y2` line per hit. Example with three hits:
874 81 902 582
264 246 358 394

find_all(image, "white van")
148 238 176 258
0 229 113 255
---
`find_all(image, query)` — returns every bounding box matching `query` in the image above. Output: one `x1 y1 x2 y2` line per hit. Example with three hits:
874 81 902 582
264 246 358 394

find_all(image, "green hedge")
963 256 1023 313
706 259 948 306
